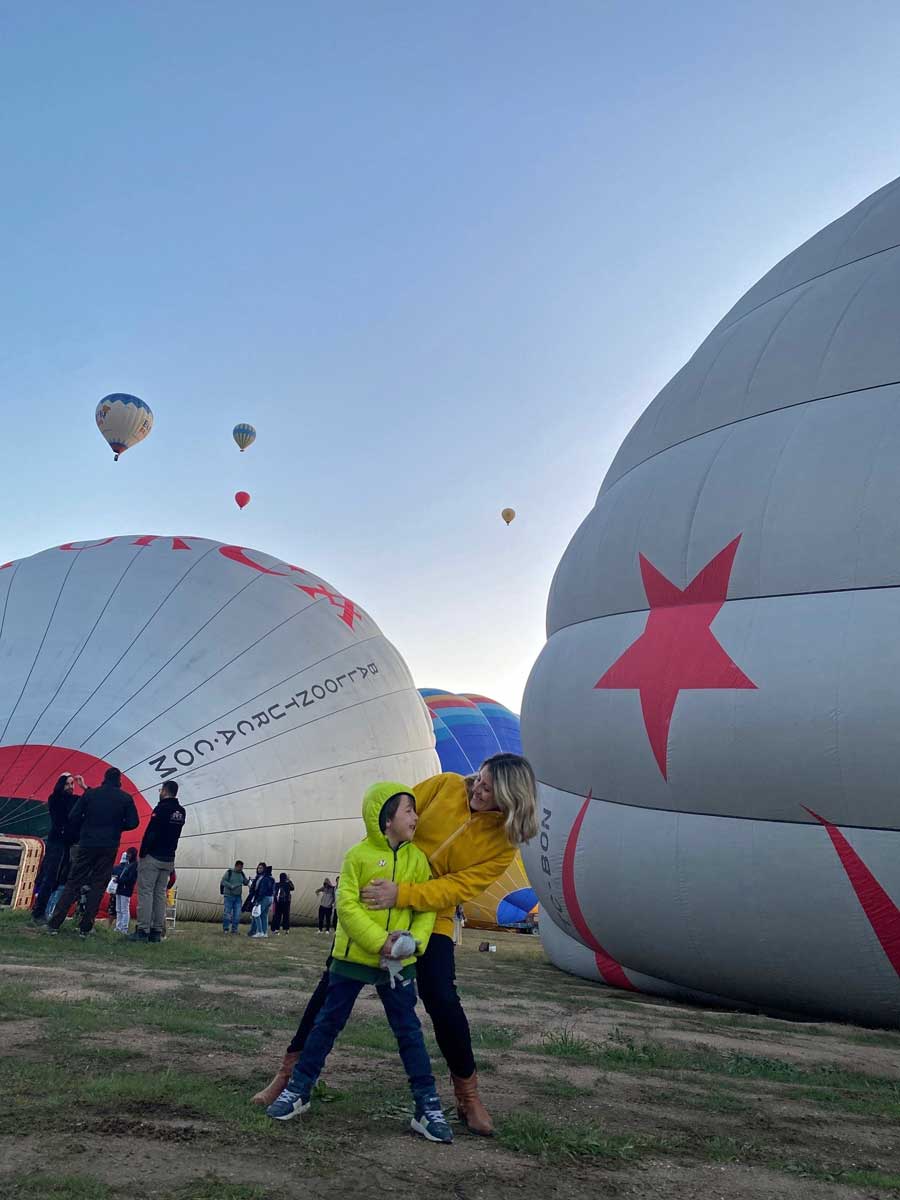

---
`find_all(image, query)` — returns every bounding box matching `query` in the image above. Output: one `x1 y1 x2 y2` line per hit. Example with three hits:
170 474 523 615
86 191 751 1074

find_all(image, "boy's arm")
396 844 516 914
337 857 395 956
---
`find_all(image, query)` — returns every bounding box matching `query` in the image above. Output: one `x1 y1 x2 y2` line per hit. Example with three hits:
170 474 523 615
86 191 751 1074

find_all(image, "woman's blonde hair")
482 753 538 846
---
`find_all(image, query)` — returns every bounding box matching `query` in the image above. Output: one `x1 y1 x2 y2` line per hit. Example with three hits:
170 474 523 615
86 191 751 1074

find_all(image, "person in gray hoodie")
220 860 249 934
44 768 139 938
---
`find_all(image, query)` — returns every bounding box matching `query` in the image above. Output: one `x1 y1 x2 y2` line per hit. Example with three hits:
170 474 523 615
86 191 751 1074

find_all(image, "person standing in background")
271 872 294 934
44 768 139 939
315 878 336 934
129 781 186 945
220 860 249 935
250 865 275 938
31 773 85 926
113 848 138 933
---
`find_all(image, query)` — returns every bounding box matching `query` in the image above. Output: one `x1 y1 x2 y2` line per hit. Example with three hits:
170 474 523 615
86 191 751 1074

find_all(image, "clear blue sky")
2 1 899 710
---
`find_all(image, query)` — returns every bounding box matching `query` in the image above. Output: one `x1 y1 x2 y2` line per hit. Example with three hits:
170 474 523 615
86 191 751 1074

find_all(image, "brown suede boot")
251 1052 300 1106
451 1072 494 1136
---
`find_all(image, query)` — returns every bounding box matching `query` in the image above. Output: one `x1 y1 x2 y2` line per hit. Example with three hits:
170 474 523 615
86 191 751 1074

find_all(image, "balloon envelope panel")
0 536 439 920
523 178 900 1024
419 688 533 928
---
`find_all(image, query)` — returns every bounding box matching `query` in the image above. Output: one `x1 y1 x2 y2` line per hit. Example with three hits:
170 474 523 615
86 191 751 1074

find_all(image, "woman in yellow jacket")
251 752 538 1135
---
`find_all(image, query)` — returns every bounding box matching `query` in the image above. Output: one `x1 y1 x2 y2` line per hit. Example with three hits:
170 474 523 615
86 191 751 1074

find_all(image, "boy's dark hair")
235 860 244 868
104 767 122 786
162 780 179 797
378 791 414 834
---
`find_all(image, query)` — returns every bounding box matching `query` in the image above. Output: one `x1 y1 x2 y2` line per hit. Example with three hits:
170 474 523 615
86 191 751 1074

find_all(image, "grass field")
1 909 899 1199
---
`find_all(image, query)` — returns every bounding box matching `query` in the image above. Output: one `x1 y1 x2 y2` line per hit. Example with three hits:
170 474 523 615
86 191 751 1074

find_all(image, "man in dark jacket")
45 767 139 937
129 781 186 944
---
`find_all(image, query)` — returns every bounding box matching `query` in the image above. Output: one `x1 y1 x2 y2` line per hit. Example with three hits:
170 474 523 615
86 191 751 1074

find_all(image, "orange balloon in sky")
501 507 516 526
235 491 251 510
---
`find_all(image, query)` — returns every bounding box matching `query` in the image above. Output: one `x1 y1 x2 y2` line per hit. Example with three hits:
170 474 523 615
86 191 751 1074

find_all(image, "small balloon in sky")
234 491 251 510
95 394 153 461
233 423 256 452
501 508 516 526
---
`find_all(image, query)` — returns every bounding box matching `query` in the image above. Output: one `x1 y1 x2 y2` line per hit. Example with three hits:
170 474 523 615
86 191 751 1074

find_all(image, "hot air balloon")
523 175 900 1027
419 688 536 930
235 491 250 510
0 535 438 920
501 508 516 526
95 394 153 461
233 423 256 452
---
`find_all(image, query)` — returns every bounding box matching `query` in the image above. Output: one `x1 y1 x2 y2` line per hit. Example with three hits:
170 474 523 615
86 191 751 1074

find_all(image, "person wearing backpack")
220 861 250 935
271 873 294 934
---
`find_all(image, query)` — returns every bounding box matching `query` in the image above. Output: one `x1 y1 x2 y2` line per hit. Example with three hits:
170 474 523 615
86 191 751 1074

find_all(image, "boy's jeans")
222 894 241 932
287 971 435 1102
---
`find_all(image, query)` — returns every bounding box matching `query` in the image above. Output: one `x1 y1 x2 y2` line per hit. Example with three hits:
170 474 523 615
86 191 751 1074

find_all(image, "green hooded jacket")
332 782 436 972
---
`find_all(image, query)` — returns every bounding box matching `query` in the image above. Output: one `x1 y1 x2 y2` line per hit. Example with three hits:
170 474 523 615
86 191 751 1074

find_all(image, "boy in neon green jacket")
267 782 453 1143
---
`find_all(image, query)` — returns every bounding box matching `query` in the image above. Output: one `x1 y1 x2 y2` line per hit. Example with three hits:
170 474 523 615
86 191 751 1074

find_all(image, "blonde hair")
482 753 538 846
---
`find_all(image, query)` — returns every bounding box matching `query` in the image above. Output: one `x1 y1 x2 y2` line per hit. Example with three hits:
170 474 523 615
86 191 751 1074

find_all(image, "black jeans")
46 844 118 934
32 839 69 919
287 971 436 1103
286 933 476 1078
271 901 291 932
317 905 333 931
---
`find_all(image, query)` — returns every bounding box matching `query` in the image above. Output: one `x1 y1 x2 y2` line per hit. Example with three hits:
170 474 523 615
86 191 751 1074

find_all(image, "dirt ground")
0 910 898 1200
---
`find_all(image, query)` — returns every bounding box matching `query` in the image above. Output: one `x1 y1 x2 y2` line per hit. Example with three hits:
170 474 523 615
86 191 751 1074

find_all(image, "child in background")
267 782 452 1143
114 848 138 933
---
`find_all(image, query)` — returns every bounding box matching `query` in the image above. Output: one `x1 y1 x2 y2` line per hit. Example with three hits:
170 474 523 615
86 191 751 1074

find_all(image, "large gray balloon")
523 177 900 1026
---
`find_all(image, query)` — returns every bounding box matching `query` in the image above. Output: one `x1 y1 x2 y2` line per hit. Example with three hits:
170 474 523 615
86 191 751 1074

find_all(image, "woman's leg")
261 895 272 935
115 893 130 933
416 934 476 1078
317 905 327 932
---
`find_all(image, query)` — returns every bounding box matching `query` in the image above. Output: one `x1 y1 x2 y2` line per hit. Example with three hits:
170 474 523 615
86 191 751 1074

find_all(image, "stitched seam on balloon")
550 563 900 634
22 544 224 799
600 376 900 498
0 552 81 755
0 546 149 797
715 236 900 339
533 781 899 833
79 571 267 749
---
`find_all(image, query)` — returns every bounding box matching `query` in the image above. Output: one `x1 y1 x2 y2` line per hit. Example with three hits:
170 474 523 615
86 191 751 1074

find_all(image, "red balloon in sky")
235 491 250 510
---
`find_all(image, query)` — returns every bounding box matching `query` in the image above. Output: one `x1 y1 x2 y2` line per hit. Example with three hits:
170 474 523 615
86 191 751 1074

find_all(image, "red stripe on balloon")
562 791 636 991
804 806 900 978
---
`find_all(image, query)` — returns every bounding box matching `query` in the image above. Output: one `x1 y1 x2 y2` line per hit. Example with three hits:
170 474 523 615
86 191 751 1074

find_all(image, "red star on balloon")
595 535 755 779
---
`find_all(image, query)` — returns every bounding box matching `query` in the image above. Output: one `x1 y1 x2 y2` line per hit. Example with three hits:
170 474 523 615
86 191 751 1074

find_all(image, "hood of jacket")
361 781 413 849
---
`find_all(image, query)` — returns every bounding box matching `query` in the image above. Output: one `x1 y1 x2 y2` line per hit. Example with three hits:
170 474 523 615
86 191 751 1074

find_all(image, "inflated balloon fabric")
419 688 535 929
0 536 439 920
523 177 900 1026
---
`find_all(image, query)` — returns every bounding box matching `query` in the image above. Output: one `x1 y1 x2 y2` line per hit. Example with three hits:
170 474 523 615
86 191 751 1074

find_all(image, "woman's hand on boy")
362 879 399 909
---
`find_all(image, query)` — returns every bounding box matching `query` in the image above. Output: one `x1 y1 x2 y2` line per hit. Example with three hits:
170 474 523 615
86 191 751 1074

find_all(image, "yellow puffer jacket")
333 782 436 970
395 773 516 940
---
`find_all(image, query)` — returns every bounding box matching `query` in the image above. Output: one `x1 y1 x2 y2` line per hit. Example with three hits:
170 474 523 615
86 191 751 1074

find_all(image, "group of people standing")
27 749 541 1147
220 862 295 937
30 768 186 943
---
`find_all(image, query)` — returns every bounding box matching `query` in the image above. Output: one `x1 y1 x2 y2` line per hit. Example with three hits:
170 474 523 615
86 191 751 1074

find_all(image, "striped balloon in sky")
523 176 900 1026
232 423 256 452
419 688 535 929
0 535 439 920
95 394 153 461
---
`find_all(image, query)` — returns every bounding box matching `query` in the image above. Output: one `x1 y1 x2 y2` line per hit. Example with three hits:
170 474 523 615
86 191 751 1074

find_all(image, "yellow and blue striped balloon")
232 423 256 452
